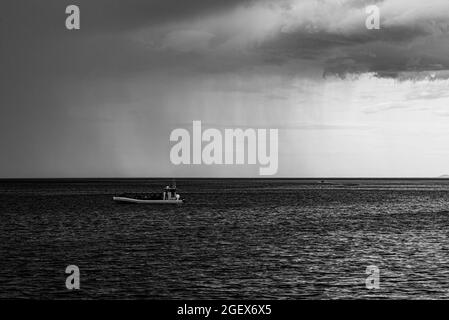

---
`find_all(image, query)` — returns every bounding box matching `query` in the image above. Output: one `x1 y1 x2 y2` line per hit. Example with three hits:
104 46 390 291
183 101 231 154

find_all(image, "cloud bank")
133 0 449 78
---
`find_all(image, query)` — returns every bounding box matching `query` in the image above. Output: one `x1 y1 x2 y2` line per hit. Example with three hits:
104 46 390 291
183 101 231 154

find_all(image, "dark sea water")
2 178 449 299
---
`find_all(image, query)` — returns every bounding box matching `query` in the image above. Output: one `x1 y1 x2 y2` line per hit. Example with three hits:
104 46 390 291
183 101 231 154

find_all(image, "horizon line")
1 177 449 180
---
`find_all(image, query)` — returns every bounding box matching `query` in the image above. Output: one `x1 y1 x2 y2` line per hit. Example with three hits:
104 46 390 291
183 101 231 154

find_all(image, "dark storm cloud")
250 0 449 79
149 0 449 79
3 0 449 99
3 0 449 81
132 0 449 79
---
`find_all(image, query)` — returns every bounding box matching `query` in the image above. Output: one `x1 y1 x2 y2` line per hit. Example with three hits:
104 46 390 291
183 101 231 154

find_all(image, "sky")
1 0 449 178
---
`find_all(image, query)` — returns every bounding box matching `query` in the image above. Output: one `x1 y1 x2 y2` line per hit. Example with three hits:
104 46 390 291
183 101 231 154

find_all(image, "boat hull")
113 196 183 204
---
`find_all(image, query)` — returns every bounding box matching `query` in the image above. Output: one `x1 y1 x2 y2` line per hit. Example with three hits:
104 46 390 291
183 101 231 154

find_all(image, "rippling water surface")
2 178 449 299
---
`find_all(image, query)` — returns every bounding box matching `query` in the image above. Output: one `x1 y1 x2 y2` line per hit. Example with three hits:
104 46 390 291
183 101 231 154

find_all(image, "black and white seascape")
2 0 449 300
